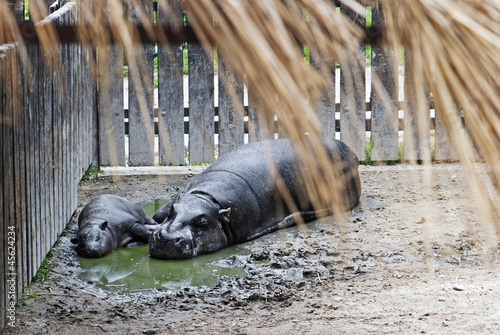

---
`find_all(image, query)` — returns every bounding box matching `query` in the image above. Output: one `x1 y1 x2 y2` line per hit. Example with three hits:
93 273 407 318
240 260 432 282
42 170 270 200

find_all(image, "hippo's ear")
100 221 108 230
218 208 231 223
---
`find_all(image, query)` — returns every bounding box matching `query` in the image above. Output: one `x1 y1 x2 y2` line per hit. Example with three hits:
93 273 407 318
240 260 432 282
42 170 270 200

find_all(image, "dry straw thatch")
2 0 500 245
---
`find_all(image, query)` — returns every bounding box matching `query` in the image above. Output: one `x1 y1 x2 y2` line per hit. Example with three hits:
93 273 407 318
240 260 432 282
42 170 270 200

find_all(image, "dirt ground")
5 163 500 334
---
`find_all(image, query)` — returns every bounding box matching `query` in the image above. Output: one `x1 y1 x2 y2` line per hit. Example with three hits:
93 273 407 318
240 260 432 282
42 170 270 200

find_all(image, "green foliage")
303 45 310 64
366 6 372 28
366 45 372 65
24 2 29 20
154 50 158 88
22 286 36 299
33 249 57 282
359 138 373 164
183 44 189 75
82 164 102 181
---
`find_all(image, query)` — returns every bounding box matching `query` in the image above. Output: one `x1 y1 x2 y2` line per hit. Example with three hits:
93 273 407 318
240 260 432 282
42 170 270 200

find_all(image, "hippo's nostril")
175 237 182 243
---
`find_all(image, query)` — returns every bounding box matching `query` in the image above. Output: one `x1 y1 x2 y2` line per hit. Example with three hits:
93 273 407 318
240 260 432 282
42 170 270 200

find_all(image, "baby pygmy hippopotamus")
76 194 158 258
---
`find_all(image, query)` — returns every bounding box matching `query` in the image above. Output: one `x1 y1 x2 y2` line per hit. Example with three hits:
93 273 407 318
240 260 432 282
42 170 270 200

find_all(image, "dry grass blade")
3 0 500 245
383 0 500 247
185 0 366 218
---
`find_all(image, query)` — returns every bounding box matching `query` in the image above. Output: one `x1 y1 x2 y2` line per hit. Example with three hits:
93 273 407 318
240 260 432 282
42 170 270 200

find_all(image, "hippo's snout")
149 225 195 260
78 241 110 258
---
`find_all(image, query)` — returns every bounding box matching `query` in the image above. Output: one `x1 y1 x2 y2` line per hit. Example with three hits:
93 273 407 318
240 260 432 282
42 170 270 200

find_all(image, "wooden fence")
97 2 460 167
0 2 97 328
1 0 463 330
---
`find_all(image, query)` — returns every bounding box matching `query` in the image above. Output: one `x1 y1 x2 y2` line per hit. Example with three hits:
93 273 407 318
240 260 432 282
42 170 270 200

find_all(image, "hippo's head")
77 220 114 258
149 194 231 260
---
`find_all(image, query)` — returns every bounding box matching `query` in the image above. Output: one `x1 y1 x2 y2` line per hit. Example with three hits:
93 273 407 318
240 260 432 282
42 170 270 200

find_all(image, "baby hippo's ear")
100 221 108 230
218 208 231 223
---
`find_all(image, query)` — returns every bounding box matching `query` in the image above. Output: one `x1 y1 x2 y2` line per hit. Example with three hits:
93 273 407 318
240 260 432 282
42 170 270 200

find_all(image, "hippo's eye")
197 216 208 226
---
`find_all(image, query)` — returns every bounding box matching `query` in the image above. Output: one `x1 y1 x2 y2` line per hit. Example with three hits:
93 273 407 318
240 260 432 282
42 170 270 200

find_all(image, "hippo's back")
186 138 360 243
79 194 147 227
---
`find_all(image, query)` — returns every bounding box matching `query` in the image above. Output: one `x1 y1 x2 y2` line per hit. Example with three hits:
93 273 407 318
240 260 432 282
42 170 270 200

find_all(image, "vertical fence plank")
247 94 274 143
40 46 55 257
340 63 366 160
0 48 7 328
434 105 460 161
339 5 366 160
12 46 27 293
370 4 399 161
36 39 49 270
97 35 125 165
188 43 215 163
128 2 155 166
88 43 99 167
52 35 63 268
69 10 78 217
38 46 48 277
158 0 185 165
1 44 20 315
22 41 39 281
403 50 430 161
218 55 245 156
90 48 99 167
60 12 68 236
310 54 336 138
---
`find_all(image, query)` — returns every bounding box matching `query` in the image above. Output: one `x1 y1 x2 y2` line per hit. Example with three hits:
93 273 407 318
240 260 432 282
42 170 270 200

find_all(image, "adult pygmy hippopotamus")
76 194 158 258
150 138 361 260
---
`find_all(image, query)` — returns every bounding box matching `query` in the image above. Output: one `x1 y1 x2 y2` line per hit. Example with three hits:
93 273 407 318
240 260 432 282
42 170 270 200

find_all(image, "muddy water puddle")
78 199 249 293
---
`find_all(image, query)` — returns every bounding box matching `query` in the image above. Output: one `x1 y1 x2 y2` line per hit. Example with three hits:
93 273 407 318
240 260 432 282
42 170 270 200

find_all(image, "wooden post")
339 4 366 160
0 47 10 328
403 50 430 162
434 102 460 161
127 1 155 166
97 44 125 166
247 93 274 143
218 54 245 156
157 0 185 165
370 4 399 161
310 52 336 138
188 41 215 164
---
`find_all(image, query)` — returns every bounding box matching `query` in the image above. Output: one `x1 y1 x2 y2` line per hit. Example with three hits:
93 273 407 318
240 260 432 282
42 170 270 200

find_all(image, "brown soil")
5 163 500 335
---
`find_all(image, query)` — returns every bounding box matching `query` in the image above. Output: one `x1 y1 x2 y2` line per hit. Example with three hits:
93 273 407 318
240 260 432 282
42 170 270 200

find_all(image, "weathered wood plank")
339 61 366 160
188 44 215 163
310 53 336 138
247 93 274 142
128 2 155 166
218 54 245 156
403 50 430 161
21 42 38 281
87 46 99 167
12 45 28 291
339 4 366 160
434 103 460 161
157 0 185 165
52 38 63 266
97 39 125 165
0 48 7 328
2 44 20 303
40 45 55 256
35 40 49 274
370 4 399 161
69 10 78 218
